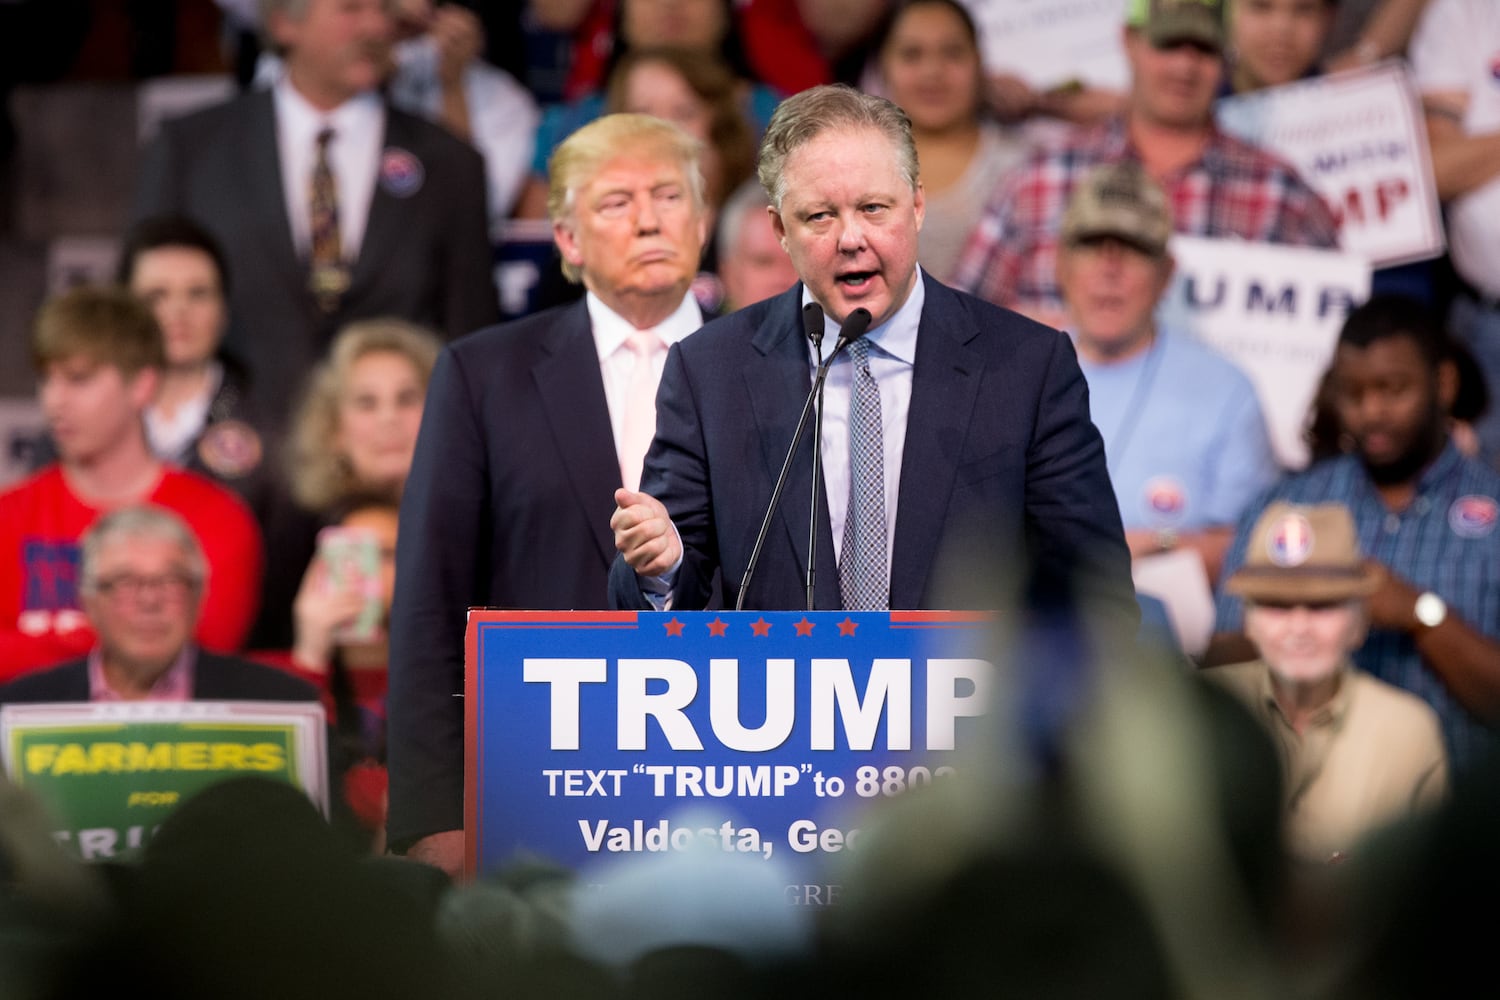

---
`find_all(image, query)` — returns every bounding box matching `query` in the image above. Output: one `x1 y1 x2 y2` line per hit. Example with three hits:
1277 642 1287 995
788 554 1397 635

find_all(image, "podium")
464 610 996 884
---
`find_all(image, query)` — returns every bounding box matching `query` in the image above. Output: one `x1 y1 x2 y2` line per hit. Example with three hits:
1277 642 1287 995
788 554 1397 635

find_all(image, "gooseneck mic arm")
805 312 827 611
737 304 873 611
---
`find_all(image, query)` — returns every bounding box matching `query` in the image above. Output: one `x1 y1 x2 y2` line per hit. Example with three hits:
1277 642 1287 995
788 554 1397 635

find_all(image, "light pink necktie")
620 330 662 492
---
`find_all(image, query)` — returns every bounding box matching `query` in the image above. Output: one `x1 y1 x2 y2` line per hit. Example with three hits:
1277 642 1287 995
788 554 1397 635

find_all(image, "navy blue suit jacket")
386 299 625 849
608 275 1136 623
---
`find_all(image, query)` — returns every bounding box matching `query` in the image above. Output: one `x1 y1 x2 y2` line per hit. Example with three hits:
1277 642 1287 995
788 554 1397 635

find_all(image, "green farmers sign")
1 701 327 861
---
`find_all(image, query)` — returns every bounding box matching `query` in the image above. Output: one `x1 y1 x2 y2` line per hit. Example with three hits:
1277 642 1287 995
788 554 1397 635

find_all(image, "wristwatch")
1414 591 1448 630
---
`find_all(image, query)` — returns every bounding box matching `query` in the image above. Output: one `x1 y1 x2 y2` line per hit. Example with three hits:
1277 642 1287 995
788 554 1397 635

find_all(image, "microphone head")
832 307 874 354
801 301 825 345
841 307 873 342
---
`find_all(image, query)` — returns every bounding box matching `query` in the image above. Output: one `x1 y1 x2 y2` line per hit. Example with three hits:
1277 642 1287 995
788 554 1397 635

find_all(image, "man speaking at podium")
610 85 1136 624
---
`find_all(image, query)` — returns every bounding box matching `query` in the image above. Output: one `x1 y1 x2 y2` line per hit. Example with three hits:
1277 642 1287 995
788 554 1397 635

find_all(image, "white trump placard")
1215 61 1444 268
966 0 1130 92
1133 549 1215 658
1158 236 1372 470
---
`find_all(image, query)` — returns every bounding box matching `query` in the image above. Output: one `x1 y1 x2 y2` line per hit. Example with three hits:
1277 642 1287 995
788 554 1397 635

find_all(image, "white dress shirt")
145 361 223 463
258 40 538 237
272 77 385 261
586 291 704 466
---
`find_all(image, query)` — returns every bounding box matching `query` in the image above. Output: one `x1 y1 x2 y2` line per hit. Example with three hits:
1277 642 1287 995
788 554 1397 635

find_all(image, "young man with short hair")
0 287 264 682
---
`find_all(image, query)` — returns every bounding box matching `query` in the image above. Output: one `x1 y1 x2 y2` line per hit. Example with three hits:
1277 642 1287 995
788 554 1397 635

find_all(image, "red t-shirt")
0 465 264 682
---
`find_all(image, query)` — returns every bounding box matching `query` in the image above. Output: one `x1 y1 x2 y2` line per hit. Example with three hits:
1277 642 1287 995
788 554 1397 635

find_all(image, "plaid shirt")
953 117 1341 317
1215 444 1500 769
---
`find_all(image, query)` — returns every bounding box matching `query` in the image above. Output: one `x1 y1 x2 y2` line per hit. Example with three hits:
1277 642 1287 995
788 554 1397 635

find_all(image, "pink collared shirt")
87 645 196 702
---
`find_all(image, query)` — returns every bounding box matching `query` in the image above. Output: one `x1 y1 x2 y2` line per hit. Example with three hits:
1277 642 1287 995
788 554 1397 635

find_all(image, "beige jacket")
1207 660 1448 862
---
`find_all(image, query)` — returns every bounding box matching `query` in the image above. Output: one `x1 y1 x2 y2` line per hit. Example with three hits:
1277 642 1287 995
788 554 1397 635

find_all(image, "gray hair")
756 84 920 211
257 0 394 54
79 505 208 596
257 0 308 53
715 178 773 263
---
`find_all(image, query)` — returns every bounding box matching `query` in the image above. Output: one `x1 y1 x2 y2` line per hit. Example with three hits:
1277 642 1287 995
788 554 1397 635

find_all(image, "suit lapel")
61 662 92 700
890 275 984 608
246 91 303 290
533 302 620 568
191 651 223 698
745 289 839 609
348 107 406 296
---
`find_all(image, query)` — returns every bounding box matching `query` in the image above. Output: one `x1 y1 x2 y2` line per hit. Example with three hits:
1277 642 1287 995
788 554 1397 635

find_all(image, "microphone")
737 306 872 611
802 300 825 359
829 306 873 356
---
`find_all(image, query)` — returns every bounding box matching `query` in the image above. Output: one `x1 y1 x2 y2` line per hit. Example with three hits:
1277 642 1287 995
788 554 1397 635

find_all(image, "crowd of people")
2 0 1499 994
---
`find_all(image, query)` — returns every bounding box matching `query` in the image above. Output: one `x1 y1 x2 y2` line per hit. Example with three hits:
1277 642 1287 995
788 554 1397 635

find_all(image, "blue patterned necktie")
839 338 888 610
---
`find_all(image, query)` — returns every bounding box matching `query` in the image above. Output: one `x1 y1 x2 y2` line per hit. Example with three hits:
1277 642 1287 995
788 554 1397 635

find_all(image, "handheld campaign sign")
495 219 555 320
0 700 328 861
465 611 997 886
1160 236 1371 470
970 0 1130 92
1216 62 1445 268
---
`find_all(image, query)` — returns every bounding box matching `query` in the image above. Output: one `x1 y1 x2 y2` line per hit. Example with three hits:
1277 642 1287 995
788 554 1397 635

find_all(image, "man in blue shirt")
1057 162 1279 585
1212 296 1500 767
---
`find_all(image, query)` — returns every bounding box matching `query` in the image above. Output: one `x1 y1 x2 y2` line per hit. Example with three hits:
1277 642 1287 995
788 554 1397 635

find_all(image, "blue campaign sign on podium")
464 610 998 881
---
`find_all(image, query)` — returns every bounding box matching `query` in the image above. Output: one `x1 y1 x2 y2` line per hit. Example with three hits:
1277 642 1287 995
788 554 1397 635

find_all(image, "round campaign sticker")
1266 511 1314 567
379 147 425 198
1141 476 1187 523
691 271 725 314
1449 494 1499 539
197 420 263 480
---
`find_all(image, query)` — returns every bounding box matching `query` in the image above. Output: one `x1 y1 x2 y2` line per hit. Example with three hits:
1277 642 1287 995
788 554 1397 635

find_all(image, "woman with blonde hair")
286 319 441 511
249 319 441 651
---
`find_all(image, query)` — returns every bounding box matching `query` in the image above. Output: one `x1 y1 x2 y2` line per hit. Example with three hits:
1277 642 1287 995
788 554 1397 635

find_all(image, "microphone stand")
805 322 826 610
736 305 872 611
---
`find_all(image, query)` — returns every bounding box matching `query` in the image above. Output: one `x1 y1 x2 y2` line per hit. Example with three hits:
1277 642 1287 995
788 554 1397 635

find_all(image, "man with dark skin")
1211 296 1500 767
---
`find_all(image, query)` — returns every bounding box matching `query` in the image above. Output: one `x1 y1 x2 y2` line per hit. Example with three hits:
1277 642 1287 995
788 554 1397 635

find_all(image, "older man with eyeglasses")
0 506 317 706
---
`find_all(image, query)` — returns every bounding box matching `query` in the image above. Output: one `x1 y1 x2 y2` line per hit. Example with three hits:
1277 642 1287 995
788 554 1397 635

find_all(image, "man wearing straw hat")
1208 501 1447 863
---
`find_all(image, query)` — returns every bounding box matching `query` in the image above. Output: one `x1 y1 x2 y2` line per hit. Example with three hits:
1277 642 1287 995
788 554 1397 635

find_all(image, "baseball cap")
1060 163 1173 257
1225 502 1379 605
1125 0 1225 52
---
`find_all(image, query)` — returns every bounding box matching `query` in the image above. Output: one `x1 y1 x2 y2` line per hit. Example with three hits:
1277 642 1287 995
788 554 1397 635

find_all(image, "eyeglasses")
91 573 200 602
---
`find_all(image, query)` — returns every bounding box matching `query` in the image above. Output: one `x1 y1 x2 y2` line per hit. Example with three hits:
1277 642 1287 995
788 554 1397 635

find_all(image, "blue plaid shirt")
1216 443 1500 767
